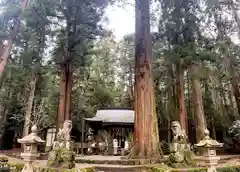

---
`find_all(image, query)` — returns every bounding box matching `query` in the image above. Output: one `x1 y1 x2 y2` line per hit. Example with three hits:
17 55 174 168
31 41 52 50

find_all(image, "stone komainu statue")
53 120 72 150
229 120 240 141
48 120 75 169
167 121 195 168
225 120 240 153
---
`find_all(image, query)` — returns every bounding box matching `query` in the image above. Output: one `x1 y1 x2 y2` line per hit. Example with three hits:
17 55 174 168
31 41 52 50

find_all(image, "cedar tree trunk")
0 0 29 78
132 0 161 158
65 62 72 121
57 62 72 129
189 64 206 142
57 64 67 129
176 66 187 133
231 78 240 115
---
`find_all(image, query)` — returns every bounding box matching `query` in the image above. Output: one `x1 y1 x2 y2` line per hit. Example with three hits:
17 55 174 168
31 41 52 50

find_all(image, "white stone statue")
48 121 75 169
124 140 129 151
53 120 73 150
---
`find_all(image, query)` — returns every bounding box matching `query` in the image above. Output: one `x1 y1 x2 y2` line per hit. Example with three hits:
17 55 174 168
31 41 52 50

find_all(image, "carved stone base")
48 148 75 169
166 150 196 168
21 162 34 172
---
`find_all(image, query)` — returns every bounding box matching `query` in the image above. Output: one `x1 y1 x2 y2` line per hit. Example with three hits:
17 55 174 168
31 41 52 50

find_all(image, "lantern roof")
18 125 45 144
195 129 223 148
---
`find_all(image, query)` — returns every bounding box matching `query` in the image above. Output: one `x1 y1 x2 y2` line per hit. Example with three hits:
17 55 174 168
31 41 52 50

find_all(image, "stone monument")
166 121 195 168
195 129 223 172
18 125 45 172
48 120 75 169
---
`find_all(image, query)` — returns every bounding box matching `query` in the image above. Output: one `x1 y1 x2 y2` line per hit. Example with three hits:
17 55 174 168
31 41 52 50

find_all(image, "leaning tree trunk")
189 63 206 142
22 75 37 136
0 0 29 79
131 0 161 159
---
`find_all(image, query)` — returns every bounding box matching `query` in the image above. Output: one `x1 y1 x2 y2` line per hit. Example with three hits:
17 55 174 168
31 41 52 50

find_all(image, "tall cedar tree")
0 0 29 78
132 0 161 158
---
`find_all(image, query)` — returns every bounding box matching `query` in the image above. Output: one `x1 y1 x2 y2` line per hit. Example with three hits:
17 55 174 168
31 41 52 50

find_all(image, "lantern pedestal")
18 125 45 172
195 129 223 172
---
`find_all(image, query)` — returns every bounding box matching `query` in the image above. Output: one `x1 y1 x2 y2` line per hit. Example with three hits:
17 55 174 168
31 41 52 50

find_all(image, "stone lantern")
18 125 45 172
195 129 223 172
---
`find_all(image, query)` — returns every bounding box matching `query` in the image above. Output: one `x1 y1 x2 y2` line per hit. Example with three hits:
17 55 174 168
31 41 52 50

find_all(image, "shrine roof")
84 109 134 124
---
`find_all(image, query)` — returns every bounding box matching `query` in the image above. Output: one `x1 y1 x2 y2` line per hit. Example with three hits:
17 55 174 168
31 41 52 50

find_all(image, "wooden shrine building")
83 108 134 155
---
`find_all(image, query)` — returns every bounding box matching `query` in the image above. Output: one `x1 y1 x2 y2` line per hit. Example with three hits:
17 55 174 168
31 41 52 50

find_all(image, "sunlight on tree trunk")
131 0 161 159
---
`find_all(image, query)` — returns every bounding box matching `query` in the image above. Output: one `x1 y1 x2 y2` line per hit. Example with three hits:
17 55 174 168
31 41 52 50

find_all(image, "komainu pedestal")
48 120 75 169
166 121 195 168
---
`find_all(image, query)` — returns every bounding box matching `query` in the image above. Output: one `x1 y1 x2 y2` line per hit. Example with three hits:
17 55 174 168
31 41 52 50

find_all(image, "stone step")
95 166 149 172
75 158 163 165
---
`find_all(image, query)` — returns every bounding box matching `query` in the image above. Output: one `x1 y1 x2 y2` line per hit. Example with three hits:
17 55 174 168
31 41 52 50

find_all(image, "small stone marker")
113 139 118 156
18 125 45 172
195 129 223 172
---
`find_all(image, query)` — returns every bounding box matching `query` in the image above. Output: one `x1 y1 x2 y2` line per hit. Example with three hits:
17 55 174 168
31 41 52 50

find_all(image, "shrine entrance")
84 108 134 155
104 126 133 148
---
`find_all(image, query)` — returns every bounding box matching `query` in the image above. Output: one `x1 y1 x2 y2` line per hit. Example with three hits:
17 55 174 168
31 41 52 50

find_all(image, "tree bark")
132 0 161 158
0 0 29 79
176 66 187 133
57 61 73 129
0 42 4 57
232 1 240 39
211 117 216 140
22 76 37 136
129 62 134 108
65 62 72 121
189 64 206 142
0 67 12 139
57 64 67 129
231 78 240 115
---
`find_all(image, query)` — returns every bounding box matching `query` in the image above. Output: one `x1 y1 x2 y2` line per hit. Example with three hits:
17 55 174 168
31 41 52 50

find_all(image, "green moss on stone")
48 148 75 169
